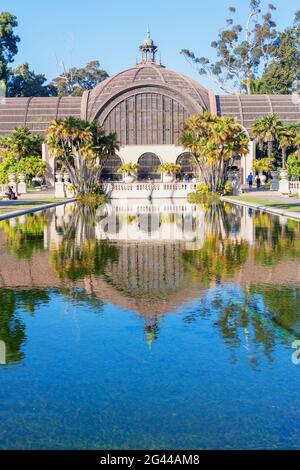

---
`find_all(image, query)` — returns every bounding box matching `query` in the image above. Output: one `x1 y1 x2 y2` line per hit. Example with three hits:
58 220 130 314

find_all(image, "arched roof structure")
0 35 299 139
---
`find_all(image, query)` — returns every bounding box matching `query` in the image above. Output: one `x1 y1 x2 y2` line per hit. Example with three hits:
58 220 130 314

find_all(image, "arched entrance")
138 153 161 181
101 154 122 181
176 153 195 180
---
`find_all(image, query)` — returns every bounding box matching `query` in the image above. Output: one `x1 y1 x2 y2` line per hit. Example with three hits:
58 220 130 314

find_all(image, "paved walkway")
0 189 56 207
238 190 300 205
222 190 300 221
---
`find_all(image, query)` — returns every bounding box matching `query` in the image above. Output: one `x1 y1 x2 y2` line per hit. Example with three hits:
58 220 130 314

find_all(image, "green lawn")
228 195 300 213
0 198 67 215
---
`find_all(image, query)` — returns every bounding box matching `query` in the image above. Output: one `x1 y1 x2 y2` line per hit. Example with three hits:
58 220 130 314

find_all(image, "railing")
289 181 300 194
99 181 197 199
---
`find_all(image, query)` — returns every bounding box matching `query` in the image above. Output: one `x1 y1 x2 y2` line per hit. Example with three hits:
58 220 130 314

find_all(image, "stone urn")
66 185 75 198
8 172 16 183
259 172 267 184
18 173 27 194
279 169 290 195
63 173 70 183
56 173 63 183
124 173 136 183
163 173 175 183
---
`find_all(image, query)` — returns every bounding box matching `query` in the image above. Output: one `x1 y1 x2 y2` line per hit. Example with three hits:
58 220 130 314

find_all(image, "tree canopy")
46 117 118 195
7 62 57 97
0 126 43 160
180 111 249 192
50 61 109 96
0 11 20 83
259 12 300 94
181 1 278 94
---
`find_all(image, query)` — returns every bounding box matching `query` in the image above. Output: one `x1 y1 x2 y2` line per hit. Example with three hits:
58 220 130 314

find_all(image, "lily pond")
0 199 300 450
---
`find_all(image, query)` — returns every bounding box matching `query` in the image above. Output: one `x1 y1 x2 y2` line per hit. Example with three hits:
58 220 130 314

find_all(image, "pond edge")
0 199 76 221
221 196 300 222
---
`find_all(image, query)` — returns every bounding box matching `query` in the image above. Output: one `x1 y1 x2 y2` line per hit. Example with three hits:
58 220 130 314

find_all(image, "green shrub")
117 163 139 174
157 163 181 174
188 192 220 204
0 156 18 184
287 152 300 180
0 155 46 184
77 193 107 207
196 183 209 193
223 181 233 195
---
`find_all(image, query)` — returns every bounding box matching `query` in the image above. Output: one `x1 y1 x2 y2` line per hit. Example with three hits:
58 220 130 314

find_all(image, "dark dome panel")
0 97 81 136
82 62 211 125
103 92 190 145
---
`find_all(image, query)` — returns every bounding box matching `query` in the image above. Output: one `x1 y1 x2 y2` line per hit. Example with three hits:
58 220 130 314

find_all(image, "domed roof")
81 62 212 122
143 37 154 46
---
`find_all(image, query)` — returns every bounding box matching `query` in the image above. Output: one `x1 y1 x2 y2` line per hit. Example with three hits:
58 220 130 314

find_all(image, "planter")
56 173 63 183
8 173 16 183
163 174 175 183
259 173 267 184
32 176 44 188
270 171 279 192
279 169 290 195
19 173 26 183
66 190 75 198
124 174 136 183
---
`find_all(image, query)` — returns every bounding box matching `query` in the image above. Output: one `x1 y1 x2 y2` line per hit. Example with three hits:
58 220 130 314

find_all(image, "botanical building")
0 32 299 184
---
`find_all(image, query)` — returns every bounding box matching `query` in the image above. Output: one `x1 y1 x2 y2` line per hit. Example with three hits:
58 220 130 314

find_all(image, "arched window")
101 154 122 181
138 153 161 181
176 153 195 180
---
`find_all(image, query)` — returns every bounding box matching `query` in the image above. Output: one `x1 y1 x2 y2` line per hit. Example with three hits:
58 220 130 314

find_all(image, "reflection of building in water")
43 200 255 250
103 242 192 301
0 340 6 365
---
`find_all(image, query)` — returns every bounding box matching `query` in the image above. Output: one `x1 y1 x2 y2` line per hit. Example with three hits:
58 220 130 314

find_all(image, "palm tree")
251 114 280 159
180 111 249 193
294 133 300 162
278 125 295 170
46 117 118 195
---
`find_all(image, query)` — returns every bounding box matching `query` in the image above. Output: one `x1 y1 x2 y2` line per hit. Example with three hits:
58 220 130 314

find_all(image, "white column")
241 140 256 184
279 169 290 195
18 173 27 194
42 143 55 188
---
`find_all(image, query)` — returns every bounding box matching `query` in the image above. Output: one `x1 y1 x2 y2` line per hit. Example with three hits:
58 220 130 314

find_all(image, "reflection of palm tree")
144 317 160 349
0 213 49 260
0 290 50 365
51 206 119 281
253 214 300 266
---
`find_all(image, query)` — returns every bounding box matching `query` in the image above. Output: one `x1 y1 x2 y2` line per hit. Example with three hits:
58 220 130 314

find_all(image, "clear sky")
0 0 298 92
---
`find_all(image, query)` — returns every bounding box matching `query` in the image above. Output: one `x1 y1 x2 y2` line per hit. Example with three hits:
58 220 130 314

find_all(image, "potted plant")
158 163 181 183
66 184 75 198
117 163 139 183
252 157 274 184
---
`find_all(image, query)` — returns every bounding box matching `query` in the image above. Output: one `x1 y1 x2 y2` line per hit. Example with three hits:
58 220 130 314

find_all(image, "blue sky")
1 0 298 92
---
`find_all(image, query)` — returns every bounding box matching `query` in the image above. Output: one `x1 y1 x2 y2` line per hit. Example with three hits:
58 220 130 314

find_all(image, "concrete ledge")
0 199 76 221
221 196 300 222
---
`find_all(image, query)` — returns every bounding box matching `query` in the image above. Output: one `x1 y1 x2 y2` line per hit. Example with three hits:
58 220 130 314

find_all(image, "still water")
0 200 300 450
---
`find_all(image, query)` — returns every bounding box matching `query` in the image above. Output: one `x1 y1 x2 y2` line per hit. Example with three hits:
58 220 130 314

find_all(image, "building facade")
0 32 300 186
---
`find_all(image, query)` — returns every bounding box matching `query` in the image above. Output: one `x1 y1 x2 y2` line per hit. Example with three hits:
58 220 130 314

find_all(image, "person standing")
247 172 253 190
256 175 261 190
